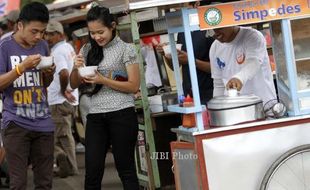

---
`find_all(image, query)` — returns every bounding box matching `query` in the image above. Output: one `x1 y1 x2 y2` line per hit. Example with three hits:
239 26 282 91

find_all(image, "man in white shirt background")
209 26 276 104
0 9 19 40
45 20 79 178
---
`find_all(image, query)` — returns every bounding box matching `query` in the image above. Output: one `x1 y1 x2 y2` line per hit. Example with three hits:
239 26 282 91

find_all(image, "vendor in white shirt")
209 26 276 104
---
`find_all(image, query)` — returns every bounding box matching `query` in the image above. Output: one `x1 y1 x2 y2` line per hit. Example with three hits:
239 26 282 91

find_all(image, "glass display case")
272 16 310 115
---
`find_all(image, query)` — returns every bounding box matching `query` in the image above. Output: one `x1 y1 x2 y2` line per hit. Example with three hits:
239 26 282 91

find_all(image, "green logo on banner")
204 8 222 26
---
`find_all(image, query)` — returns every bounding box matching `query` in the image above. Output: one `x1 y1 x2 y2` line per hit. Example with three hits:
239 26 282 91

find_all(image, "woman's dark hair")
19 2 49 23
86 6 117 95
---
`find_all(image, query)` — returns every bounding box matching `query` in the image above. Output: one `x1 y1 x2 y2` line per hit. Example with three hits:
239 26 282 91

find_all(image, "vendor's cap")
6 10 20 22
46 20 64 34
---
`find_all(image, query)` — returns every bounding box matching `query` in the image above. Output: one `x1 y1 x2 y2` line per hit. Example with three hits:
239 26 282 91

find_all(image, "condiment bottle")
182 95 196 128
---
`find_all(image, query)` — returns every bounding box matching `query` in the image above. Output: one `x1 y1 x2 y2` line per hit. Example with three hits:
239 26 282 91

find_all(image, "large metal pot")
146 84 158 96
207 94 265 127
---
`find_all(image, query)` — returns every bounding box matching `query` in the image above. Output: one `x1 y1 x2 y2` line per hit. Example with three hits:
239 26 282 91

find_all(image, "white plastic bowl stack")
36 56 53 69
148 95 163 113
78 66 98 77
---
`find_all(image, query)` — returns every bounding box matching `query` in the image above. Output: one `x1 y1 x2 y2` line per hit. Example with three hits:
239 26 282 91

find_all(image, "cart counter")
171 115 310 190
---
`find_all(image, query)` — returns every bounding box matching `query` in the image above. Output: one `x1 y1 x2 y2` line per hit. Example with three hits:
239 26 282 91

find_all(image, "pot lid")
207 94 262 110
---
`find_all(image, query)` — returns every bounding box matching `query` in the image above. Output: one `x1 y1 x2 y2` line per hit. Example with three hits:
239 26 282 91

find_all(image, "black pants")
84 107 139 190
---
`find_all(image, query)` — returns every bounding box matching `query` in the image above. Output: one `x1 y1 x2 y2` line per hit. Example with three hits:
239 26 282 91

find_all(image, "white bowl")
163 44 182 55
148 95 163 113
227 88 238 97
78 66 98 77
37 56 53 69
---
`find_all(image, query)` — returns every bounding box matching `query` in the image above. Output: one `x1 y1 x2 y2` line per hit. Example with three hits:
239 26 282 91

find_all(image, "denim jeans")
2 122 54 190
84 107 139 190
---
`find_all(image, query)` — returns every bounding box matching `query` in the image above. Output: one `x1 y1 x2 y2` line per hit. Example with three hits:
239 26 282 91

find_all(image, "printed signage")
0 0 20 17
198 0 310 30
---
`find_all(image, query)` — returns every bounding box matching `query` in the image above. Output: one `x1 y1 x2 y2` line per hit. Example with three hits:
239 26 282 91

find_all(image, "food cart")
162 0 310 189
125 2 199 189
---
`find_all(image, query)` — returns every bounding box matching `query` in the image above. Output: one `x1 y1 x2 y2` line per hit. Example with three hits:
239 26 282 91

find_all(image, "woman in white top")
70 5 140 190
209 26 276 104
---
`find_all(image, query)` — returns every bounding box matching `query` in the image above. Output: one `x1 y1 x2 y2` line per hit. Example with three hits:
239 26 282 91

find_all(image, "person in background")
0 22 8 38
157 1 214 104
70 4 140 190
1 9 19 40
0 2 55 189
44 20 79 178
209 26 276 104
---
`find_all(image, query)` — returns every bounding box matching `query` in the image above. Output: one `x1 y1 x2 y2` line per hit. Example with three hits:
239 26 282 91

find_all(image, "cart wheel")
260 144 310 190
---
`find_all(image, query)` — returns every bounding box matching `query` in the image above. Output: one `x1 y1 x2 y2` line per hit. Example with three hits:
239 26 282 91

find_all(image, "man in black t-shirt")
176 31 214 104
156 1 215 104
156 1 214 104
157 31 214 104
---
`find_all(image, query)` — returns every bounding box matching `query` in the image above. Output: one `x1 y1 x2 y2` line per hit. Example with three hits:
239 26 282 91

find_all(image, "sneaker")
56 153 71 178
75 143 85 153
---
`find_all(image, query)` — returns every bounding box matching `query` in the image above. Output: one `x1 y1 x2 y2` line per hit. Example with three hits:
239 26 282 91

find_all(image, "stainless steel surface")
146 84 158 96
207 94 264 127
173 149 199 190
194 114 310 136
207 94 262 110
208 103 265 127
171 128 195 142
272 102 287 118
161 92 178 111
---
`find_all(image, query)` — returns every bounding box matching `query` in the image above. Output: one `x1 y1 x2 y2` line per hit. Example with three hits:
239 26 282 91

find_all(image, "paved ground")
0 152 123 190
0 149 176 190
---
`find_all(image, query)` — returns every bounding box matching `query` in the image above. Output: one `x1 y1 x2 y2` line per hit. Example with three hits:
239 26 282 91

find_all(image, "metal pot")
146 84 158 96
207 94 265 127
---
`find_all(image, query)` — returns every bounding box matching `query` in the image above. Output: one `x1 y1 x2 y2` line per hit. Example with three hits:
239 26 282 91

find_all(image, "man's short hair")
19 2 49 23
